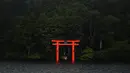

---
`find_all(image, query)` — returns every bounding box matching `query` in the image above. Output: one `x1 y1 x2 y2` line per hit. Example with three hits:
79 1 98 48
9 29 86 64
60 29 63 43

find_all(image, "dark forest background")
1 0 130 62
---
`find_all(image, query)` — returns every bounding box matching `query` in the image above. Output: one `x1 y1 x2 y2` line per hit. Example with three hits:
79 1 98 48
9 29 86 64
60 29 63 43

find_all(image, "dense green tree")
1 0 130 61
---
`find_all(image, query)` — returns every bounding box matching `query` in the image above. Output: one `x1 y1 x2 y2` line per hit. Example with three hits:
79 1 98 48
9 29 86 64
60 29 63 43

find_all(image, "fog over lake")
0 61 130 73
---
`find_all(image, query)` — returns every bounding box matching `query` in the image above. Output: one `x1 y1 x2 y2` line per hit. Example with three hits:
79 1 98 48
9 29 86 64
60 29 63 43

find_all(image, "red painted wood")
67 40 80 42
72 42 75 64
52 40 64 42
56 42 59 64
52 43 79 46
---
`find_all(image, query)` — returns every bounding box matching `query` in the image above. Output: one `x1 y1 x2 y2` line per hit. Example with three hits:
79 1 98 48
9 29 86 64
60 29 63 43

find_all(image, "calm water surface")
0 61 130 73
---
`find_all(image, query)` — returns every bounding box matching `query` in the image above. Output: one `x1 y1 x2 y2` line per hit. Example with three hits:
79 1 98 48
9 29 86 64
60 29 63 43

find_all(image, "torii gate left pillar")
52 40 80 64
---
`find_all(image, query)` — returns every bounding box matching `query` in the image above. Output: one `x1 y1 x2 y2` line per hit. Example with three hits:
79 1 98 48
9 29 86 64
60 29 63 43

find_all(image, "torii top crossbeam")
52 40 80 42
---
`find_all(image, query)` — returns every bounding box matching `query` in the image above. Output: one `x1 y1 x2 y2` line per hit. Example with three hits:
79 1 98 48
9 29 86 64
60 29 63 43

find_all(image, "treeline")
1 0 130 62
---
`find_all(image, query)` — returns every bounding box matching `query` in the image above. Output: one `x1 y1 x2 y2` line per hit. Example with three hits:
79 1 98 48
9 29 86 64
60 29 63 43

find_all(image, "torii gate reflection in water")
52 40 80 64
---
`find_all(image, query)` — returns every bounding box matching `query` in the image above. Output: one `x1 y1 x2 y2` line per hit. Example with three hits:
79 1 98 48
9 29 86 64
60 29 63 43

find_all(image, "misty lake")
0 61 130 73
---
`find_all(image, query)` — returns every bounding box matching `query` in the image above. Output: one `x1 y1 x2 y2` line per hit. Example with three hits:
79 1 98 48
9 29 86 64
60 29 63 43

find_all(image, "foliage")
1 0 130 62
4 52 22 59
80 47 94 61
94 40 130 61
27 53 41 59
104 41 130 61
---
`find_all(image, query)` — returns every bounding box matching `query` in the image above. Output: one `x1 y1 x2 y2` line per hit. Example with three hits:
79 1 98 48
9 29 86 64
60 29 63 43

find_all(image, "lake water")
0 61 130 73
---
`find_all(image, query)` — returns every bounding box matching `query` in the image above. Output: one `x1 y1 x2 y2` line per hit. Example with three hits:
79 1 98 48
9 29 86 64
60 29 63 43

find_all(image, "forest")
1 0 130 62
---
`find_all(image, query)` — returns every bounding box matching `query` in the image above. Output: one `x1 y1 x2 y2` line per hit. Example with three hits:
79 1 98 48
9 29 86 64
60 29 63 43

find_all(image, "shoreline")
0 59 130 64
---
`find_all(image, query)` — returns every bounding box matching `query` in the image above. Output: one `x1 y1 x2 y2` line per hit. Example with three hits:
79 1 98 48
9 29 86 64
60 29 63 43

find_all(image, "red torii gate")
52 40 80 64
